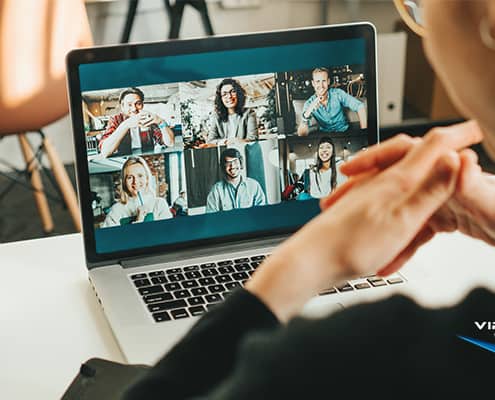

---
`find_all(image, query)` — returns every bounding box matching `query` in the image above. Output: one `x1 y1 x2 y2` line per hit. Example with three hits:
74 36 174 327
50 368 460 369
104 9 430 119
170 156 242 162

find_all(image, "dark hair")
312 67 330 79
220 148 243 172
314 136 337 192
119 87 144 104
215 78 246 122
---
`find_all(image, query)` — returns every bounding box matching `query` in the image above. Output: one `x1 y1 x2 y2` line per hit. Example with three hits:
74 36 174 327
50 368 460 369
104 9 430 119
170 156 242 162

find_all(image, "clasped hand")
247 120 488 322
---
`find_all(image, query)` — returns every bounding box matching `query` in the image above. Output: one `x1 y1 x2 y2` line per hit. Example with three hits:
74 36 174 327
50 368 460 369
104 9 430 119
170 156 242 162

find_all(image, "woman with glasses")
207 78 258 145
125 1 495 397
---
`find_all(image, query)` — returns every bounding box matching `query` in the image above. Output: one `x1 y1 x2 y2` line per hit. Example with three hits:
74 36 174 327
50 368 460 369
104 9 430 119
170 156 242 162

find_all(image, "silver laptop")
67 23 407 365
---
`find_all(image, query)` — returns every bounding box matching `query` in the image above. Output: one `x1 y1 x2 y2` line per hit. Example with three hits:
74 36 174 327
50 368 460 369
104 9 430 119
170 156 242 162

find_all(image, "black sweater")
124 288 495 398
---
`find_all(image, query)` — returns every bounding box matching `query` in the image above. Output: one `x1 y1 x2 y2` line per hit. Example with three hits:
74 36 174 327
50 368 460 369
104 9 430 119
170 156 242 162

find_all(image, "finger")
319 169 378 210
457 148 482 192
376 226 435 276
340 134 419 176
393 121 482 183
393 150 460 238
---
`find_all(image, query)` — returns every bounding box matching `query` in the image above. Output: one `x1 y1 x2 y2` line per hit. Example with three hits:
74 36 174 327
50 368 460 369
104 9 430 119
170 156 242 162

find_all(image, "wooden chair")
0 0 93 233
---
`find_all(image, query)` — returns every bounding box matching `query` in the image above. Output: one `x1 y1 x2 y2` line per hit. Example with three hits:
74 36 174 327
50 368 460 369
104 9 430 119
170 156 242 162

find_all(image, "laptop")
67 22 407 365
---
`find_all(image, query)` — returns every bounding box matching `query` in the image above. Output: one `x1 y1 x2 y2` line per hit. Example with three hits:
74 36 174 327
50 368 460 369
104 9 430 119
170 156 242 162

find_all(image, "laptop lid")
66 23 378 269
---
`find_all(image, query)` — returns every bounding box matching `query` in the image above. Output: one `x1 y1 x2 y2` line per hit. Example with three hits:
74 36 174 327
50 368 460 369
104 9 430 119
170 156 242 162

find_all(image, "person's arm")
337 89 367 129
99 116 137 158
297 98 317 136
154 198 173 220
123 289 279 400
253 182 267 206
245 109 258 141
205 186 220 213
207 115 223 145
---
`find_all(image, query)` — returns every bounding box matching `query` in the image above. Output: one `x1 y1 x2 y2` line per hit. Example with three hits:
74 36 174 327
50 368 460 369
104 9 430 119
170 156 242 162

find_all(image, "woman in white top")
102 156 172 227
308 136 337 198
207 78 258 145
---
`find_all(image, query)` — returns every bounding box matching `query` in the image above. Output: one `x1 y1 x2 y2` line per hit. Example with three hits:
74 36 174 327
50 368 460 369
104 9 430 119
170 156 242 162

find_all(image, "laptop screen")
69 24 377 262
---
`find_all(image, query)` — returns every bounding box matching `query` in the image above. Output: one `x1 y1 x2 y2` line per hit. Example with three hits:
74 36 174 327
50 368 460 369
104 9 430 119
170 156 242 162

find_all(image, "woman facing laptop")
125 1 495 397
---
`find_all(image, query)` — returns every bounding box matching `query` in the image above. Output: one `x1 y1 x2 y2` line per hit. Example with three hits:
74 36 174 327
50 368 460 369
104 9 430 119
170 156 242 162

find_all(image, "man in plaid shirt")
99 87 174 158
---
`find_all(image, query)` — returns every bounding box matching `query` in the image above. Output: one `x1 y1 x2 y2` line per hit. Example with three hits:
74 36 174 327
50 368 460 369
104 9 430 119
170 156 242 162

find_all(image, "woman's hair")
214 78 246 122
119 156 153 204
314 136 337 192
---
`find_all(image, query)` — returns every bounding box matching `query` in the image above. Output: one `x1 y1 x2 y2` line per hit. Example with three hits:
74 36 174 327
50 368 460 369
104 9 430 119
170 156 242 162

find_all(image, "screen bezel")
66 23 378 268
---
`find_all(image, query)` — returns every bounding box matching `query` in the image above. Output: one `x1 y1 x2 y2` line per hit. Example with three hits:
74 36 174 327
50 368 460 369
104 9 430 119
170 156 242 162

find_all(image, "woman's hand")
321 120 494 274
246 121 482 322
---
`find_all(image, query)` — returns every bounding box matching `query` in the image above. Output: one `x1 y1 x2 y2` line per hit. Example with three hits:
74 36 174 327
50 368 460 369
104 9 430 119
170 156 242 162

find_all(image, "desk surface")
2 232 495 399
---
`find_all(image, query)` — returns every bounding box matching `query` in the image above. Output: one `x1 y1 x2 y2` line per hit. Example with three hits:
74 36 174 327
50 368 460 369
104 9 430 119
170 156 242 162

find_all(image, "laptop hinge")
120 234 289 269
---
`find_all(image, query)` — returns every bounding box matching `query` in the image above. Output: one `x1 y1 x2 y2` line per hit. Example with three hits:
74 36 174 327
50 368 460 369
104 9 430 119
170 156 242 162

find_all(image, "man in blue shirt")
206 148 266 213
297 67 367 136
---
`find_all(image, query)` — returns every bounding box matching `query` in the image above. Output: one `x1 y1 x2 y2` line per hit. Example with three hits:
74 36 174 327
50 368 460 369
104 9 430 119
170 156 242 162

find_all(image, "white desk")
2 232 495 399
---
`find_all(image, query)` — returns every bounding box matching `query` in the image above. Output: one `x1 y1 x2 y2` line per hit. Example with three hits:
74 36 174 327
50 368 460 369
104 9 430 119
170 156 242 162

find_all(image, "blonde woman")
102 157 172 227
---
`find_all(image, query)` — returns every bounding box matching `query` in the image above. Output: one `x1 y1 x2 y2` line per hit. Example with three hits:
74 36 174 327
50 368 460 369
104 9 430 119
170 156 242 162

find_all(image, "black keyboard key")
218 265 235 274
188 296 205 306
368 277 387 287
217 260 233 266
205 294 222 303
191 287 208 296
251 261 261 269
188 305 206 316
202 268 218 277
149 270 165 277
354 282 371 290
225 281 241 291
151 276 168 285
171 309 189 319
387 277 404 284
147 299 187 312
216 275 233 283
336 283 354 292
182 280 199 289
185 271 201 279
184 265 199 272
139 285 163 295
250 255 266 261
169 273 185 282
232 272 249 281
143 293 173 304
234 257 250 264
164 282 181 292
152 311 171 322
198 277 215 286
200 263 216 269
166 268 182 274
131 273 147 280
208 284 225 294
174 289 191 299
234 263 251 272
247 270 255 276
133 278 151 288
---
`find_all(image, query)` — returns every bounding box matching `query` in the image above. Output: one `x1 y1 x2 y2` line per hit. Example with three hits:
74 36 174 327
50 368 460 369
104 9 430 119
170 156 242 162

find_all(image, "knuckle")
425 128 448 147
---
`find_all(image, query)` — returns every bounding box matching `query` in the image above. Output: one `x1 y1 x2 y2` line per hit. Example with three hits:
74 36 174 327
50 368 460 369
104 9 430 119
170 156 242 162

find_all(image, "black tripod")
120 0 215 43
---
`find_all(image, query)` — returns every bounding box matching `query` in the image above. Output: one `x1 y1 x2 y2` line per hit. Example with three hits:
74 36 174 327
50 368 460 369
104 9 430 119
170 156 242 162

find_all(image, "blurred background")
0 0 479 243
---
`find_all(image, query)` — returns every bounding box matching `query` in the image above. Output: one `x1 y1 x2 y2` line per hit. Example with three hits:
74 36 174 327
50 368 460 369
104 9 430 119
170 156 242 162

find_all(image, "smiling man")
297 67 367 136
205 148 266 213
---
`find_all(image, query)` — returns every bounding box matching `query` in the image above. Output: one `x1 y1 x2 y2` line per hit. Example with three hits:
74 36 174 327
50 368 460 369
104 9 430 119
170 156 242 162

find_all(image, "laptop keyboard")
129 255 404 323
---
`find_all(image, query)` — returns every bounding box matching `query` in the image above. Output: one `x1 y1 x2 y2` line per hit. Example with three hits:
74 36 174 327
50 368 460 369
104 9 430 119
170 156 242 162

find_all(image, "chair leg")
42 135 82 232
18 133 54 233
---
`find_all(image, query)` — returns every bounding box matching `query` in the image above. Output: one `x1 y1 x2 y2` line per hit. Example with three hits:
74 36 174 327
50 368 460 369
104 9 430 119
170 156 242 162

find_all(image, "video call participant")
297 67 367 136
101 156 172 227
99 87 175 158
306 136 337 198
207 78 258 145
206 148 266 213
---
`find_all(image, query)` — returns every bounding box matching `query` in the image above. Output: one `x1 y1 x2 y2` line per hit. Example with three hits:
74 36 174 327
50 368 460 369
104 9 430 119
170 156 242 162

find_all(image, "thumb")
395 150 460 231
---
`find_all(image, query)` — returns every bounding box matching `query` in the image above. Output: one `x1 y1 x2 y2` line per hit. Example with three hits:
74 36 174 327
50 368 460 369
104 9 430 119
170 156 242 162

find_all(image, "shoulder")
330 88 347 97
